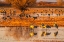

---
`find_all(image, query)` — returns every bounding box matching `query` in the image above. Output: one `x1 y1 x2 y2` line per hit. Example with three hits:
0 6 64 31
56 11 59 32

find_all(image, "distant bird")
42 24 44 26
30 25 34 29
33 17 37 20
41 24 46 28
42 24 51 28
2 17 7 20
34 26 38 28
54 23 58 29
46 25 51 28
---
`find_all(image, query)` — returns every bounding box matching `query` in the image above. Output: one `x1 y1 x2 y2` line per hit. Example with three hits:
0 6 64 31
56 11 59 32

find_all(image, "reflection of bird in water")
6 27 31 41
54 31 58 37
41 32 51 36
46 32 51 35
